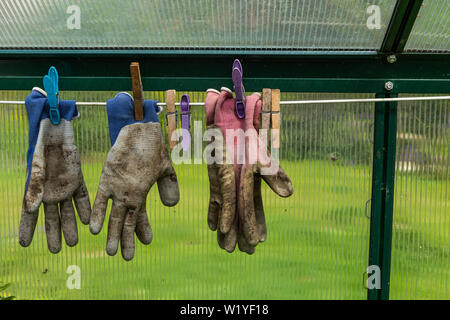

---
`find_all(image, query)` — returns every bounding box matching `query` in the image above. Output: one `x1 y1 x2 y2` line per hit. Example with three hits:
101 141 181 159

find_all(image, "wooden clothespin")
130 62 144 121
166 89 177 150
271 89 281 149
261 88 272 131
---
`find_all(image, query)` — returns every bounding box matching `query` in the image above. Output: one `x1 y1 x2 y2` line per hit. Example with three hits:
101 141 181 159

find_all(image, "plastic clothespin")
130 62 144 121
166 90 177 150
232 59 246 119
43 66 61 125
180 94 191 151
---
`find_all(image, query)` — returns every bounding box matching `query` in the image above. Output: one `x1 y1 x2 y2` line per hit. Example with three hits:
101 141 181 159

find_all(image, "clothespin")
261 88 272 131
232 59 245 119
130 62 144 121
43 66 61 125
166 89 177 150
271 89 281 149
180 94 191 151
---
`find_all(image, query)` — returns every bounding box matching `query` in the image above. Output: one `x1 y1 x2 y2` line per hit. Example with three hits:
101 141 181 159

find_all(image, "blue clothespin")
43 66 61 125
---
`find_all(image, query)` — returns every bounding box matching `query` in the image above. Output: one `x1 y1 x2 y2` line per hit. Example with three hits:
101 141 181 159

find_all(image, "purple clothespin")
232 59 245 119
180 94 191 151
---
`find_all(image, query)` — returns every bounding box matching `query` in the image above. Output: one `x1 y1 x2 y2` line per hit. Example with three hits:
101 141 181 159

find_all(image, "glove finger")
254 175 267 242
217 163 236 234
44 203 62 254
239 165 259 246
19 205 39 247
217 218 238 253
106 201 127 256
24 160 45 213
157 165 179 207
135 205 153 245
157 140 179 207
73 177 91 225
207 164 220 231
121 208 139 261
90 184 110 235
260 163 294 198
60 199 78 247
237 228 256 255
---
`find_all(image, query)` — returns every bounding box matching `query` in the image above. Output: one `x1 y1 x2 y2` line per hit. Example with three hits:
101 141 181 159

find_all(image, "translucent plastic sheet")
0 0 396 50
390 95 449 299
404 0 450 52
0 90 373 299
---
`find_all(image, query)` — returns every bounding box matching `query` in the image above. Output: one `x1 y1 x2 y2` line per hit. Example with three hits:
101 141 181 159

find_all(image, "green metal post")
368 93 386 300
380 96 398 300
367 92 398 300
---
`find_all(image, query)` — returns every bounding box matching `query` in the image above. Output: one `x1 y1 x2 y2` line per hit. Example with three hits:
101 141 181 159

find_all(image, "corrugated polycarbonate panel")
390 96 449 299
0 90 373 299
404 0 450 52
0 0 395 50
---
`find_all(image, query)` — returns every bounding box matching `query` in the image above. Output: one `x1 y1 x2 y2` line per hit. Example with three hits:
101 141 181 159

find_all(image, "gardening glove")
90 92 179 261
205 88 293 254
19 87 91 253
205 88 263 254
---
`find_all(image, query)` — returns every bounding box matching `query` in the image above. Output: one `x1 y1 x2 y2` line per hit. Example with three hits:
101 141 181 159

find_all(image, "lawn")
0 157 448 299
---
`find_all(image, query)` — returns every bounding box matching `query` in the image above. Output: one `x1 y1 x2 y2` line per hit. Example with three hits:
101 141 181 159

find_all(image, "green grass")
0 157 448 300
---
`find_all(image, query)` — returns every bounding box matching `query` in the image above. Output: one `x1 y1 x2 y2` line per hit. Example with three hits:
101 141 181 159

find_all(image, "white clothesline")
1 96 450 107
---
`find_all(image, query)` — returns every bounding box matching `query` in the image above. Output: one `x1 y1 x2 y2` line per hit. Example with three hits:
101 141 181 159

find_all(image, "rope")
1 96 450 107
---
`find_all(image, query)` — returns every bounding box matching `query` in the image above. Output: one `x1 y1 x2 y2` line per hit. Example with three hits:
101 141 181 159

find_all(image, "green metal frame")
0 53 449 93
0 0 448 301
368 93 398 300
381 0 424 53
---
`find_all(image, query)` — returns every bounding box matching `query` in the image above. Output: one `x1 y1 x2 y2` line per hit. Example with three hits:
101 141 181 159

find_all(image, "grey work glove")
19 88 91 253
90 93 179 261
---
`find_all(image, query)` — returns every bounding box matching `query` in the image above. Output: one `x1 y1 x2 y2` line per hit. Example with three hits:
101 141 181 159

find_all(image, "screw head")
385 81 394 91
387 55 397 64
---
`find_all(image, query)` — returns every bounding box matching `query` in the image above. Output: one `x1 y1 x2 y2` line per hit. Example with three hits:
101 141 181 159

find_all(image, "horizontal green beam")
1 76 449 94
0 49 379 57
0 53 449 93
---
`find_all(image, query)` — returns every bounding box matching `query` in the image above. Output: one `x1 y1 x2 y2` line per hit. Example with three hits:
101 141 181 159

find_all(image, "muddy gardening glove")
205 88 293 254
19 88 91 253
90 92 179 261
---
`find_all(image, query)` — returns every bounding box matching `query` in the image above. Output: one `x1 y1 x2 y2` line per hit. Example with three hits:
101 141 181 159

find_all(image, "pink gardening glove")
205 87 293 254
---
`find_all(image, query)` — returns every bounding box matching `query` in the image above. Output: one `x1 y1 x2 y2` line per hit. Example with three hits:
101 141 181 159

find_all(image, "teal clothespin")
43 66 61 125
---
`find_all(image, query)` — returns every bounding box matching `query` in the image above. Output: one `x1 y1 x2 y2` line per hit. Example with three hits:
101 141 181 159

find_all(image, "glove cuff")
206 88 220 95
106 92 160 146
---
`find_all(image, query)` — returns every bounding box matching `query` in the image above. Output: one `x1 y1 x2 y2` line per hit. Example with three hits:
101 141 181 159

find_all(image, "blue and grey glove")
19 88 91 253
90 92 179 261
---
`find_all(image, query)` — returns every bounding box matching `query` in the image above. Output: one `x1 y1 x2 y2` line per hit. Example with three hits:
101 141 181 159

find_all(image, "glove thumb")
157 147 179 207
259 162 294 198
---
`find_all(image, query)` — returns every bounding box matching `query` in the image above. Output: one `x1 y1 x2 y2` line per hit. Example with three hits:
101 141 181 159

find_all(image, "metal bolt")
387 55 397 64
385 81 394 91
